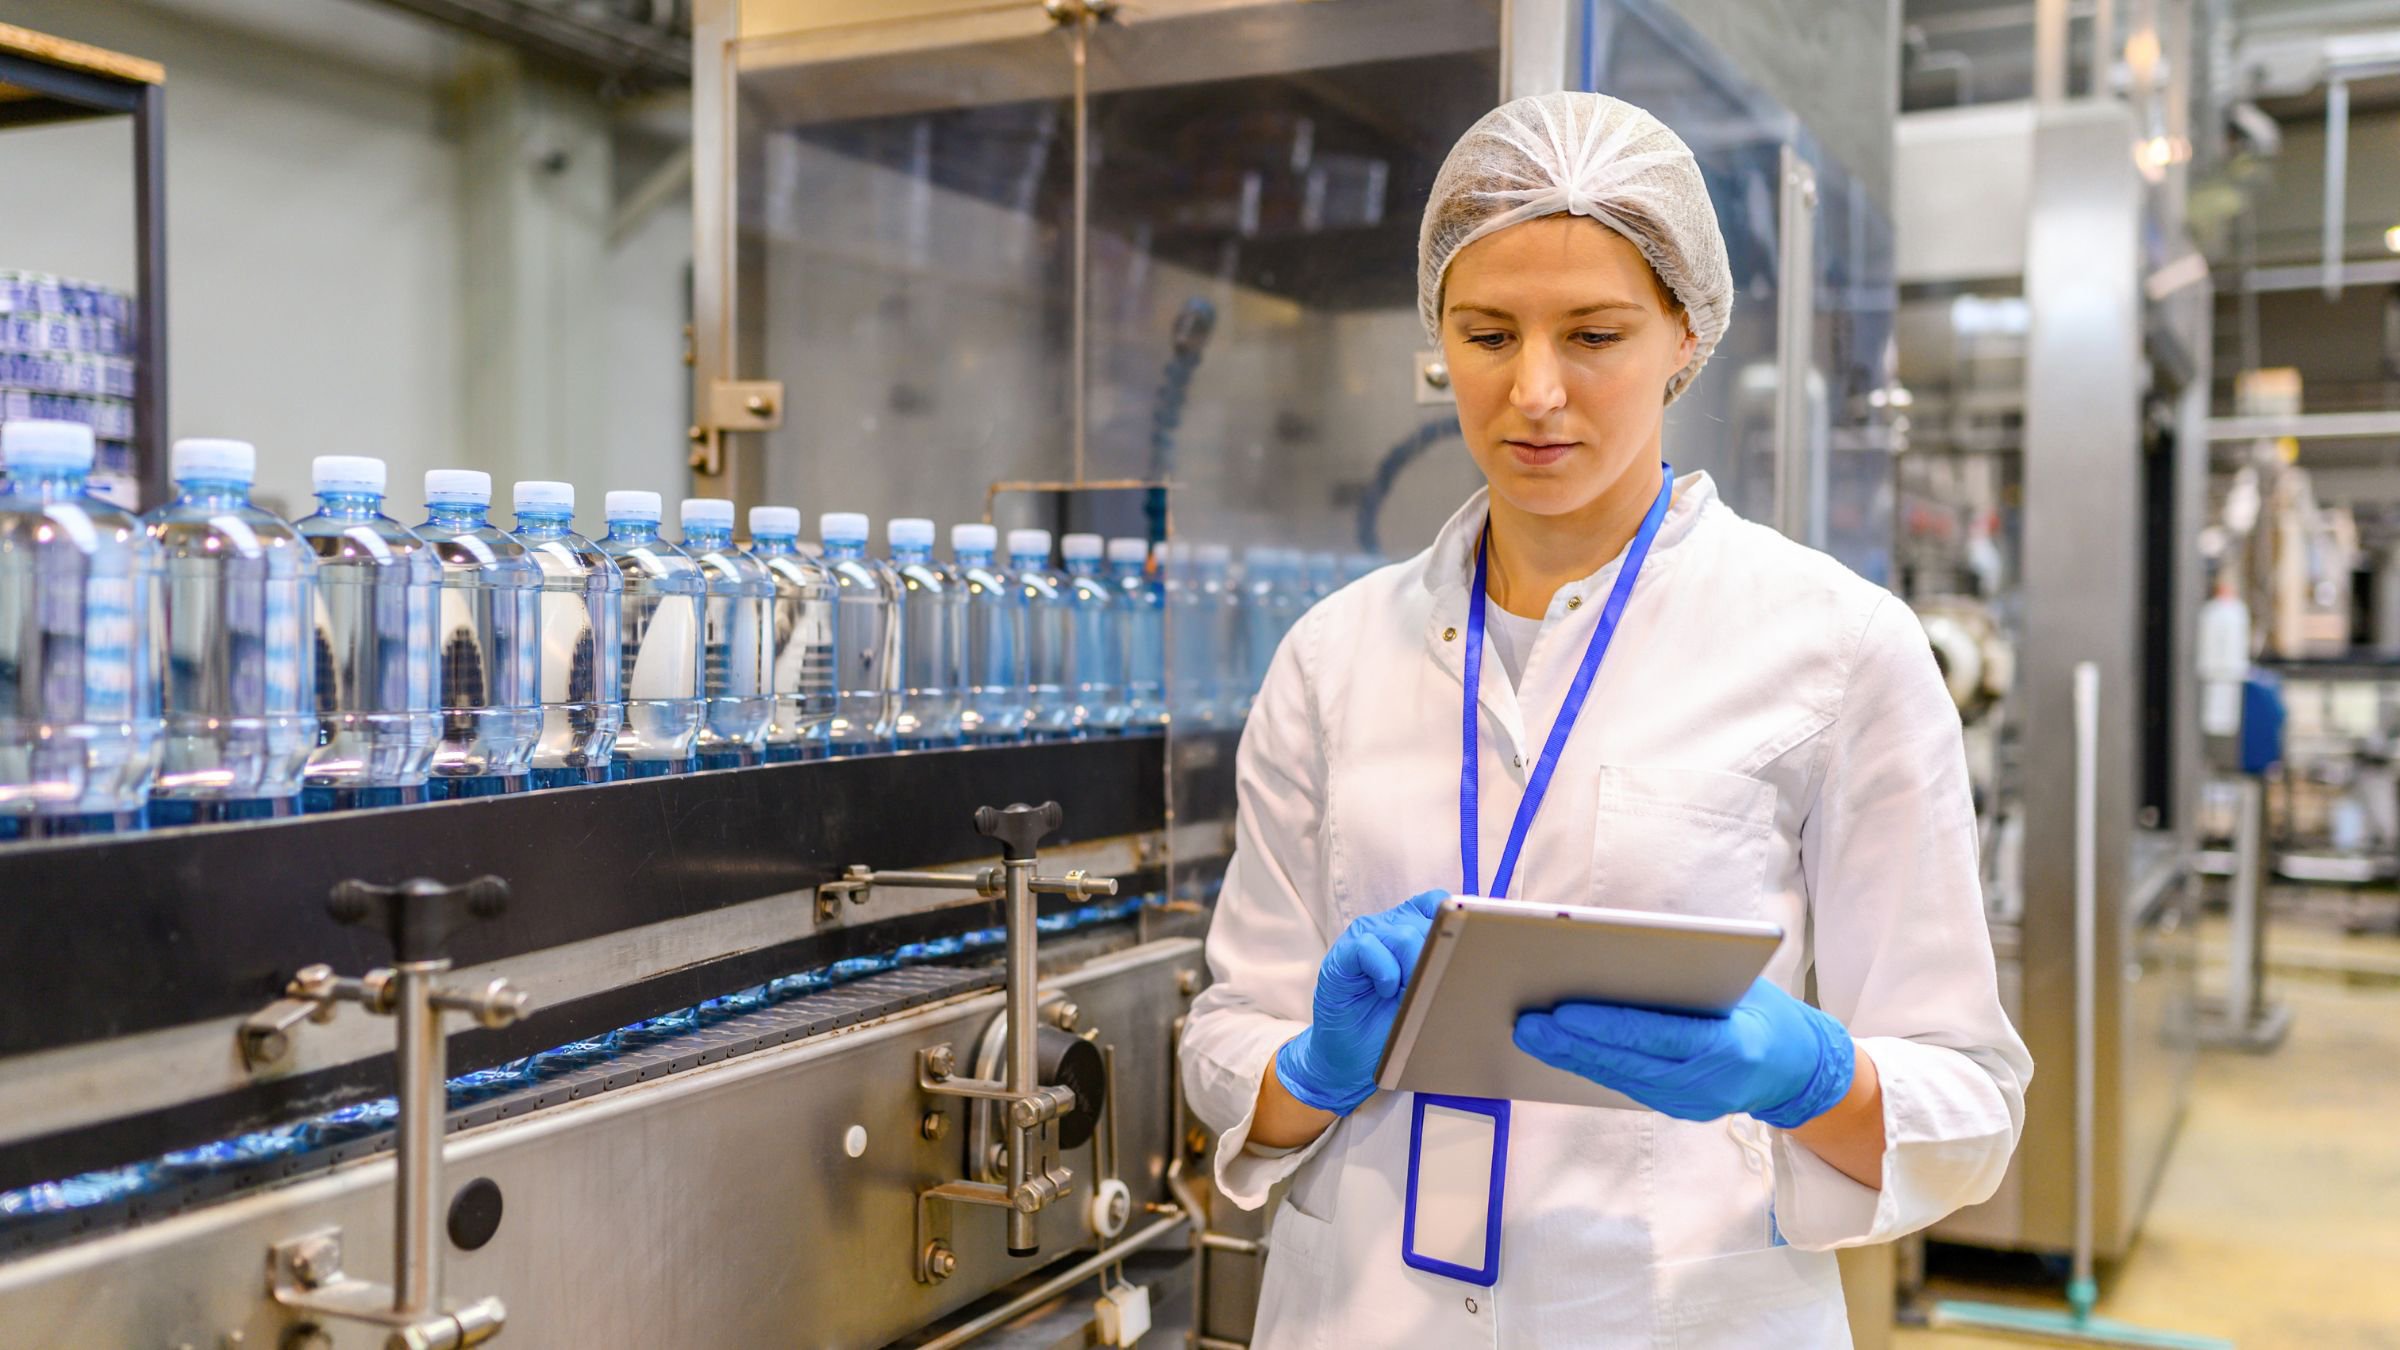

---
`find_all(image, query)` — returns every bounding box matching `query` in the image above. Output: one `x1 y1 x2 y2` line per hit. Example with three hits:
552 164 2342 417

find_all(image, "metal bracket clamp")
687 379 784 475
245 877 530 1348
269 1229 505 1350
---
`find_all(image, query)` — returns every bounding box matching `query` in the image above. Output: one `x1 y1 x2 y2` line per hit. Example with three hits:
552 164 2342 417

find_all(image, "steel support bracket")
267 1228 506 1349
707 379 783 432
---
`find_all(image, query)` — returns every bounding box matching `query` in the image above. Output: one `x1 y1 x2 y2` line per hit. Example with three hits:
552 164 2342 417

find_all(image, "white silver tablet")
1374 896 1785 1110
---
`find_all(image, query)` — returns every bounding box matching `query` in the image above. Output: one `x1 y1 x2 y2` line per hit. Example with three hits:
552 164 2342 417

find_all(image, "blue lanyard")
1461 463 1674 899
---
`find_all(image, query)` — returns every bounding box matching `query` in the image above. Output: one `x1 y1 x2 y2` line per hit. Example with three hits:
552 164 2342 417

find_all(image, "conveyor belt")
0 896 1158 1259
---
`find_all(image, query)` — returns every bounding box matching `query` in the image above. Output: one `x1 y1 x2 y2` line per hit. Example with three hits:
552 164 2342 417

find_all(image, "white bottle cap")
312 455 387 495
1007 528 1052 560
820 511 870 544
681 497 736 529
514 480 574 513
953 522 999 553
1060 532 1104 560
750 505 801 537
170 438 256 485
1 419 96 473
889 517 936 549
424 469 491 504
605 489 662 521
1106 537 1149 564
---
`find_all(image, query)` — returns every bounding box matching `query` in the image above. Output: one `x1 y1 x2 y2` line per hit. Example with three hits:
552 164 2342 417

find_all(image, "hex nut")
921 1112 950 1142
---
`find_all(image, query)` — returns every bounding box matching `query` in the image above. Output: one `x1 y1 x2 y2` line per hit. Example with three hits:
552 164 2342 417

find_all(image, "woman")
1178 92 2032 1347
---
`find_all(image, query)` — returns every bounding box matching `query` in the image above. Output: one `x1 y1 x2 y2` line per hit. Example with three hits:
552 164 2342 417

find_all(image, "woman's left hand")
1513 978 1856 1129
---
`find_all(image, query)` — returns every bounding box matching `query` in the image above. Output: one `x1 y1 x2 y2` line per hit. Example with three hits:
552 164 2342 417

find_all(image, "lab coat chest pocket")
1592 766 1777 920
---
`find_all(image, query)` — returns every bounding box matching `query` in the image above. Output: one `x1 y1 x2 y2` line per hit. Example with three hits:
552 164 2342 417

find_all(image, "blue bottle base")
0 809 143 841
529 765 607 790
302 784 427 814
148 796 299 827
427 774 525 801
610 757 695 782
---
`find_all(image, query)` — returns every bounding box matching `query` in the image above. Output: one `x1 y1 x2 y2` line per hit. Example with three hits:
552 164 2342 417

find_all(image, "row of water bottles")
0 415 1372 835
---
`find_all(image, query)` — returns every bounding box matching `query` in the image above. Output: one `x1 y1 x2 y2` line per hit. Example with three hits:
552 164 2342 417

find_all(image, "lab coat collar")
1416 470 1719 764
1421 469 1718 605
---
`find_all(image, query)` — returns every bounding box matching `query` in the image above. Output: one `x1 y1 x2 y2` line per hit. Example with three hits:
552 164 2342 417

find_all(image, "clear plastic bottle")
1107 537 1166 731
416 470 542 796
0 419 161 836
889 517 964 749
821 511 896 754
949 522 1025 744
511 480 622 788
746 506 834 762
1236 546 1304 720
296 455 440 811
1060 533 1127 735
597 490 705 777
682 497 774 767
1010 528 1074 739
1304 550 1342 607
144 438 314 824
1166 542 1237 730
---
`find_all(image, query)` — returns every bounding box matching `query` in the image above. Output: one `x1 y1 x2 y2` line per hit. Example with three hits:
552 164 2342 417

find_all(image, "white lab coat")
1179 473 2032 1348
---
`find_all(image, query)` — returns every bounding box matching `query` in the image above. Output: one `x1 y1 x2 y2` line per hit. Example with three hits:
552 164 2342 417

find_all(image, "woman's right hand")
1271 890 1450 1114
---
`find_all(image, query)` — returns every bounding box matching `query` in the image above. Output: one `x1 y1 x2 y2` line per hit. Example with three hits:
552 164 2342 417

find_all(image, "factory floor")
1895 893 2400 1350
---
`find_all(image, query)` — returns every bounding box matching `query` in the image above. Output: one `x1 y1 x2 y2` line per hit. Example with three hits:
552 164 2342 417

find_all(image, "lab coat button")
1567 595 1583 610
1465 1297 1479 1314
1444 627 1458 642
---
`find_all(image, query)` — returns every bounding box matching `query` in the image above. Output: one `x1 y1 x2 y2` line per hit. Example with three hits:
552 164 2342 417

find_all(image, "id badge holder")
1401 1093 1509 1287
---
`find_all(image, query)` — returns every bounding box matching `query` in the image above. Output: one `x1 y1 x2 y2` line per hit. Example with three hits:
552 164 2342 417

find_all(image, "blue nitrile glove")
1273 890 1450 1115
1512 978 1856 1129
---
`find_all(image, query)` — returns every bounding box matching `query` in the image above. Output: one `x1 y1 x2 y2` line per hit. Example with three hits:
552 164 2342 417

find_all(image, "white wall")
0 0 691 521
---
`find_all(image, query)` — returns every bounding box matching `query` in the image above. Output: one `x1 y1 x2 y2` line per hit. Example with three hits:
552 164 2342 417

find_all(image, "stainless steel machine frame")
1895 96 2206 1260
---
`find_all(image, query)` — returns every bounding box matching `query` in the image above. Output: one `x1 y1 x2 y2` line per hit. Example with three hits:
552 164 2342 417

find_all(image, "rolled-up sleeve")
1178 614 1343 1209
1775 595 2035 1249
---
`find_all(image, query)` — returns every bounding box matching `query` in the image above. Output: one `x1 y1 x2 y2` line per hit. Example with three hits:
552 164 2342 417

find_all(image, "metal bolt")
287 1234 340 1288
924 1045 956 1079
242 1025 291 1066
744 393 774 418
686 425 707 444
921 1111 950 1141
1177 969 1201 997
1048 1001 1080 1031
924 1243 958 1280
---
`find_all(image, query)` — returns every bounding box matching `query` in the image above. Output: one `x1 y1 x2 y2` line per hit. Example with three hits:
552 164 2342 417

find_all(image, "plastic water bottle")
597 490 705 777
0 419 161 836
416 471 542 796
1059 533 1127 734
1236 546 1303 719
511 481 621 788
1304 551 1342 606
821 512 896 754
296 455 440 811
746 506 833 761
143 438 313 824
682 497 773 767
949 523 1025 743
1107 537 1166 731
1166 542 1236 729
1009 529 1074 739
889 517 963 749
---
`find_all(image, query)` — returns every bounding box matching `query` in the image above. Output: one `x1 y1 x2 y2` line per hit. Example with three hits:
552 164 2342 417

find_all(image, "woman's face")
1438 214 1696 522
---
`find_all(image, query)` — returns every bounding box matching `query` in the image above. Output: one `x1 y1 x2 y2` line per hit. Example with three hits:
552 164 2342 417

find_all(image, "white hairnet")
1418 91 1733 404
